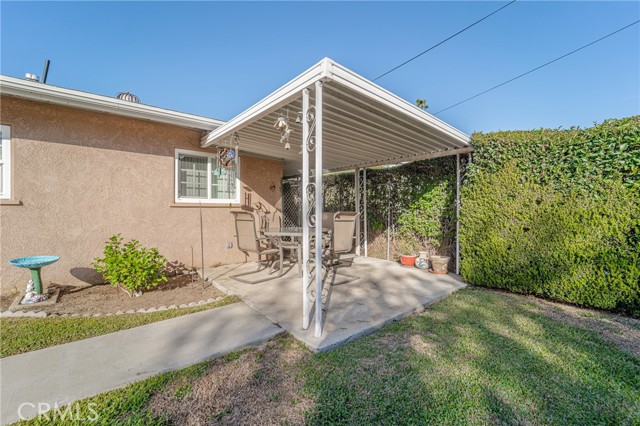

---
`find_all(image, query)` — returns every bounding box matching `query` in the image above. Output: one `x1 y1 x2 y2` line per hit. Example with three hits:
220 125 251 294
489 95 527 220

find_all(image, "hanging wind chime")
274 109 293 150
215 132 239 176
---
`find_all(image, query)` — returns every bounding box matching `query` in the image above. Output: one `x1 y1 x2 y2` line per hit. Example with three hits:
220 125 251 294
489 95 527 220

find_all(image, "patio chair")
310 211 359 266
310 211 360 286
327 211 359 268
255 209 283 241
229 211 284 284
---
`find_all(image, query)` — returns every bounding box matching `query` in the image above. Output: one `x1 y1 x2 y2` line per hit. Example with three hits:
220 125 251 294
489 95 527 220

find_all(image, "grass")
0 296 240 357
10 288 640 425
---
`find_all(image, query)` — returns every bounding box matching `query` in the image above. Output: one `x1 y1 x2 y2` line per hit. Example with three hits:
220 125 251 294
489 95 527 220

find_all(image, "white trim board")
0 75 224 131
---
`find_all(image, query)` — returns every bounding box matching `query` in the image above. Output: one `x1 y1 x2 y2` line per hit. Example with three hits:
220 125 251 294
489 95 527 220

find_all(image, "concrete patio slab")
0 302 283 425
206 257 466 352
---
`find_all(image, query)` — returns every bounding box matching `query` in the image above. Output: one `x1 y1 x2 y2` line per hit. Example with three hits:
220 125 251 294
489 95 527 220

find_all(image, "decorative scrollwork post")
313 80 324 338
301 88 312 330
301 81 325 337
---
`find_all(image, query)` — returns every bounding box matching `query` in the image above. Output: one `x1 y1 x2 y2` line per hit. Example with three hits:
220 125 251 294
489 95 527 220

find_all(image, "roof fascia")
0 75 224 131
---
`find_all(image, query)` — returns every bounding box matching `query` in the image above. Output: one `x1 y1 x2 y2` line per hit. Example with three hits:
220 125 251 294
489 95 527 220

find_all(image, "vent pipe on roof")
41 59 50 84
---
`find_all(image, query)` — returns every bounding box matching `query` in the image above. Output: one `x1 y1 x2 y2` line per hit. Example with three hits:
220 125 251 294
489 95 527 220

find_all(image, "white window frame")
0 125 11 200
174 148 240 204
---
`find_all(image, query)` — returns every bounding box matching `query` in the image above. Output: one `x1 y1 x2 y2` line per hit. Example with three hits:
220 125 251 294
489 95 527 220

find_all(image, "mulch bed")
0 275 224 315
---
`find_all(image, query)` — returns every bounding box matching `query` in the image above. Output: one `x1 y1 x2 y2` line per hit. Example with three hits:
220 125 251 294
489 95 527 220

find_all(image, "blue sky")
1 1 638 134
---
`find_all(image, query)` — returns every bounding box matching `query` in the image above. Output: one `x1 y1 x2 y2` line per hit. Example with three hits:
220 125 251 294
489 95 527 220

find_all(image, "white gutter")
0 75 224 131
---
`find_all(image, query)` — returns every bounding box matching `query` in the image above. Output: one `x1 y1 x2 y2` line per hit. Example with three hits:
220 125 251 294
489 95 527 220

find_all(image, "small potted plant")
398 235 419 267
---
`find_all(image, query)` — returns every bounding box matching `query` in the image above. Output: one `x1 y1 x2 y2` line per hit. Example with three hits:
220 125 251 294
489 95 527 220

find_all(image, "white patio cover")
202 58 472 337
202 58 471 175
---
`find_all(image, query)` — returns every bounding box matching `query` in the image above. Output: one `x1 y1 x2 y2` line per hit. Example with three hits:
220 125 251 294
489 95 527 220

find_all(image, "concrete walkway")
0 303 283 425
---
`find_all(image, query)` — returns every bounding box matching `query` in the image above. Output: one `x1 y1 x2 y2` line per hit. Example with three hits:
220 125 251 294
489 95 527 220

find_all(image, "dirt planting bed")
0 274 224 315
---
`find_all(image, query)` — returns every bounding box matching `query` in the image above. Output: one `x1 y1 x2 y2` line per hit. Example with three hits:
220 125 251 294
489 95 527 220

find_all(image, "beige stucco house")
0 58 473 316
0 76 283 294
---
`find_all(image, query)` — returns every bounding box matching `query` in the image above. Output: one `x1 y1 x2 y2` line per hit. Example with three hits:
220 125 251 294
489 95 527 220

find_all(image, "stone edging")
0 296 226 319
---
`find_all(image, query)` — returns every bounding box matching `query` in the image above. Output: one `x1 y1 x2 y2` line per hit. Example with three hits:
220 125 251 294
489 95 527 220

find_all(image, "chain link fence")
282 156 468 265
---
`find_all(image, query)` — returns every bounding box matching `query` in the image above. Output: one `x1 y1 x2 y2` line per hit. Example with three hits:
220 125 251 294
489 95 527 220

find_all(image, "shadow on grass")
302 288 640 425
10 288 638 426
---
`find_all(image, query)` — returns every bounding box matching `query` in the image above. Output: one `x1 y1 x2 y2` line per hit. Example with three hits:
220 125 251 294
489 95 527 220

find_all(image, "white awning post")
301 88 310 330
386 183 391 261
363 168 368 258
455 153 461 275
355 168 367 257
314 80 324 338
355 168 361 256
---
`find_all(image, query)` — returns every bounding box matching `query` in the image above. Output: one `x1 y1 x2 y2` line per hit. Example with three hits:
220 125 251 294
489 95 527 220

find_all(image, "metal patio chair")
230 211 284 284
309 211 360 290
326 211 359 268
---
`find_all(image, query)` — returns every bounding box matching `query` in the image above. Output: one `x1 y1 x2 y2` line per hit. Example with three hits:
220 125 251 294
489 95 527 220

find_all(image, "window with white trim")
174 148 240 204
0 125 11 199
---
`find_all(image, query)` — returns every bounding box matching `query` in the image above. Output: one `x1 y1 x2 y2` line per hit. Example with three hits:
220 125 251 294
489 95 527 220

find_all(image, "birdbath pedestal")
9 256 60 300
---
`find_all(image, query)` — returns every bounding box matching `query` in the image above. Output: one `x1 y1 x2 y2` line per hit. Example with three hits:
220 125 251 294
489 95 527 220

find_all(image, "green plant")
319 156 458 260
462 116 640 315
467 116 640 192
93 234 168 297
416 98 429 110
396 180 453 250
397 233 420 255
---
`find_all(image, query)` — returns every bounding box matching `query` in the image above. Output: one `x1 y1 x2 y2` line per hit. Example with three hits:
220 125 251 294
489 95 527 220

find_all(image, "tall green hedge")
461 116 640 315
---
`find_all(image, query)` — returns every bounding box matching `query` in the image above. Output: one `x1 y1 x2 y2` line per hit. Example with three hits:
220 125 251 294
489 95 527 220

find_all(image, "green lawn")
0 296 240 357
10 288 640 425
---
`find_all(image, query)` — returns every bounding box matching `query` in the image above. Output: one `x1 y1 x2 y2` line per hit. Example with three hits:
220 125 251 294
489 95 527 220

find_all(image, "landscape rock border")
0 296 225 319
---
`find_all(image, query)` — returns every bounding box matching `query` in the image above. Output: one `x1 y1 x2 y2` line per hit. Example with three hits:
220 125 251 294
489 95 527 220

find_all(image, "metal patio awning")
202 58 472 176
203 58 472 338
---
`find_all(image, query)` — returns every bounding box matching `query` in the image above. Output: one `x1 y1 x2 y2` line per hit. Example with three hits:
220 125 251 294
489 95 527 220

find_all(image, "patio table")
263 227 330 277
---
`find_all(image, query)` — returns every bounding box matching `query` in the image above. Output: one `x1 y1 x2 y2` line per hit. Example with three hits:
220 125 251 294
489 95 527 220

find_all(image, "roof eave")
0 75 224 131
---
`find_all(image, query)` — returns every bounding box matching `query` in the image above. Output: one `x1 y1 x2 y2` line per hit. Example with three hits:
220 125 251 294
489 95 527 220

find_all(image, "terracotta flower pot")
400 254 417 267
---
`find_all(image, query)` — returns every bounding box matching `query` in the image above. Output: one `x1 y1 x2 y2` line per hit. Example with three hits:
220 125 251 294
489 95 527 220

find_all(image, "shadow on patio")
205 257 466 352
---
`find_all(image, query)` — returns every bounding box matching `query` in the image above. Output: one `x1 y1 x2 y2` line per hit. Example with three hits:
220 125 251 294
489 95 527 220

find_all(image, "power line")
373 0 517 81
433 19 640 115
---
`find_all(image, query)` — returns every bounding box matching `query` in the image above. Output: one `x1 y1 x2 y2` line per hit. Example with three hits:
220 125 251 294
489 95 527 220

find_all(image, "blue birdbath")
9 256 60 296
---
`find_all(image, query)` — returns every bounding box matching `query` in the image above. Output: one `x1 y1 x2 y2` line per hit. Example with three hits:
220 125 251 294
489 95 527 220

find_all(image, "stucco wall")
0 95 283 294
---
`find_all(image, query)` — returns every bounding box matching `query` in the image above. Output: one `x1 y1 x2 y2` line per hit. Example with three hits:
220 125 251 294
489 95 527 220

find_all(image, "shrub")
320 157 458 258
462 117 640 315
467 116 640 192
396 179 454 250
93 234 168 297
